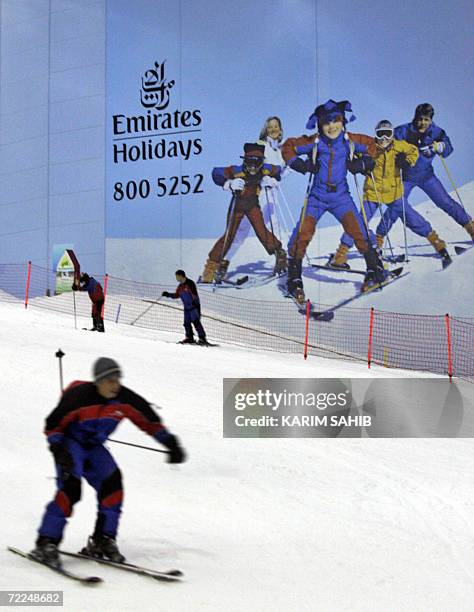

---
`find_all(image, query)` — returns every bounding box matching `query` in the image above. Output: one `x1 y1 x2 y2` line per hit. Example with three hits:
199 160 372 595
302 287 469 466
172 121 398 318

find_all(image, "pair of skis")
292 265 406 319
198 272 282 290
8 546 183 585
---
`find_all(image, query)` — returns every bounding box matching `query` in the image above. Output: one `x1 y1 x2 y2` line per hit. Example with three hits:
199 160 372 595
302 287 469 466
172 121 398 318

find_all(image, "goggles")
244 156 263 167
375 128 394 140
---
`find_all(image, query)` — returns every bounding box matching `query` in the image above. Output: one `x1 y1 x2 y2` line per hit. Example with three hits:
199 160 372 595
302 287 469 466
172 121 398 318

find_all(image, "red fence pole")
367 307 375 369
24 261 32 308
445 313 453 383
304 300 311 360
102 274 109 318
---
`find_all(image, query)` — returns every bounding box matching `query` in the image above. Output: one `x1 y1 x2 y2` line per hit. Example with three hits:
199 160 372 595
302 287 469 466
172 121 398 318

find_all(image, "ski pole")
295 172 314 266
72 290 77 329
217 192 238 281
55 349 65 392
264 186 283 272
370 172 395 258
439 156 466 211
276 184 297 234
400 170 410 263
264 186 278 240
353 174 370 234
108 438 169 454
272 185 289 239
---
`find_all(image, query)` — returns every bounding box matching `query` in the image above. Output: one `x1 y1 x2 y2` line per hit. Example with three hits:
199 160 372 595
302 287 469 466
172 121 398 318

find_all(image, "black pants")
184 319 206 341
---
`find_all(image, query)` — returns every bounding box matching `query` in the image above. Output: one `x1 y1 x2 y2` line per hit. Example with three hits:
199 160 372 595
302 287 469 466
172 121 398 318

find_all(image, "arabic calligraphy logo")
140 60 175 110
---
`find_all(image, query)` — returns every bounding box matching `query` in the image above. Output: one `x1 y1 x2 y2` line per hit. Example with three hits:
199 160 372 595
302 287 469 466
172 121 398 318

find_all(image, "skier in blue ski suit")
282 99 384 300
394 103 474 240
32 357 185 569
162 270 208 344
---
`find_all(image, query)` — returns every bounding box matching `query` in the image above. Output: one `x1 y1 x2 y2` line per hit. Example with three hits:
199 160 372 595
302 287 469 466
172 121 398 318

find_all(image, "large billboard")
105 0 474 316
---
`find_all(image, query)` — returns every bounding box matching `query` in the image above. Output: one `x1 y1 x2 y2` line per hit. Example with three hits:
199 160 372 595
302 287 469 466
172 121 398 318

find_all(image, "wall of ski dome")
0 0 106 277
1 0 473 287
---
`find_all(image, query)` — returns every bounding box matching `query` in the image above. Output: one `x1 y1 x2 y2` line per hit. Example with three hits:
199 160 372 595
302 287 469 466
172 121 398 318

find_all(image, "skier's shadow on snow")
406 252 439 259
408 240 472 248
230 260 272 279
303 266 360 287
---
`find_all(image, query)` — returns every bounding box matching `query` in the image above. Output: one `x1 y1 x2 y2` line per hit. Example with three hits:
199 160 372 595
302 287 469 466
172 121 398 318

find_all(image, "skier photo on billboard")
200 142 287 284
328 120 452 268
226 117 289 266
282 99 385 300
394 103 474 241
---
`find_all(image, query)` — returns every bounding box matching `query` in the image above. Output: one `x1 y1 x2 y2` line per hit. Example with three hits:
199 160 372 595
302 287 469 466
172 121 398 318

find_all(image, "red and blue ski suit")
165 278 206 342
209 163 282 262
282 132 373 259
78 276 104 329
394 122 471 227
38 381 176 543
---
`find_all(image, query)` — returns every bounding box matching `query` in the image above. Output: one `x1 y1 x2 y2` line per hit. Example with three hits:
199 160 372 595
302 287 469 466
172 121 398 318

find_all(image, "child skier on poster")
225 117 289 268
281 99 384 301
328 120 452 268
200 143 287 283
395 103 474 241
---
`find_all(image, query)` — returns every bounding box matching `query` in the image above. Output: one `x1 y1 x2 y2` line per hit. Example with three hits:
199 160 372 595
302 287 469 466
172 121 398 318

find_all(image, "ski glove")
347 156 375 175
71 283 78 291
162 291 170 298
223 178 245 192
260 176 278 189
419 145 435 158
290 158 319 175
161 434 186 464
395 152 411 170
50 442 74 479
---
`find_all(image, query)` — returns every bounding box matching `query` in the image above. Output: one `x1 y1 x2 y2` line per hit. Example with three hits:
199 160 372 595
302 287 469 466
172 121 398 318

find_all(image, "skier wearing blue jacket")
31 357 185 569
282 99 384 301
162 270 208 345
394 103 474 240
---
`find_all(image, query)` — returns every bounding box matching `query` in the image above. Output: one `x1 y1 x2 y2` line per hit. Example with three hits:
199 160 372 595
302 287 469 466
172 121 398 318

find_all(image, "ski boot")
287 258 305 304
215 259 230 283
464 220 474 243
362 249 386 292
327 243 350 269
427 231 451 267
179 337 196 344
273 248 288 275
197 337 210 346
93 317 105 332
31 536 61 568
200 258 220 283
438 248 452 268
81 534 125 563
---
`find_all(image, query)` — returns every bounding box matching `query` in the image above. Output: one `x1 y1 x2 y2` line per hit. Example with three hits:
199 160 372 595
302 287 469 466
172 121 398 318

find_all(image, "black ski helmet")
80 272 90 284
241 142 265 175
414 103 434 122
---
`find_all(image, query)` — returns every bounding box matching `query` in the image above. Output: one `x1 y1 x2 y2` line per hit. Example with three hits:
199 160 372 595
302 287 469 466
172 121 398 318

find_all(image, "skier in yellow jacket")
328 120 451 268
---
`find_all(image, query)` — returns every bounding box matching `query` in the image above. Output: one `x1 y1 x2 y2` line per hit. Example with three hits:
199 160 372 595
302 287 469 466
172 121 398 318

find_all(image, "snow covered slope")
107 181 474 316
1 301 474 612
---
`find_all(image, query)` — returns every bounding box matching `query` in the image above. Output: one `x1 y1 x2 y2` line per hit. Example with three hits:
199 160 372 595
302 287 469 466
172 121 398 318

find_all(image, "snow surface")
1 301 474 611
107 181 474 317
